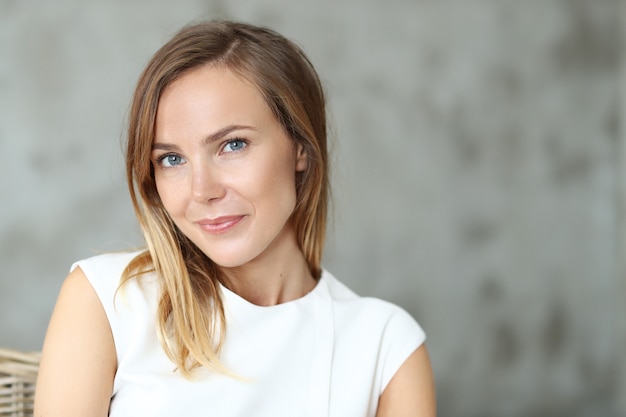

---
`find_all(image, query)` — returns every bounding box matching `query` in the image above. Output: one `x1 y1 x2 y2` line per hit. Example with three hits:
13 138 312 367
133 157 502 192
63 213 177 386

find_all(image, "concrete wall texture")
0 1 622 416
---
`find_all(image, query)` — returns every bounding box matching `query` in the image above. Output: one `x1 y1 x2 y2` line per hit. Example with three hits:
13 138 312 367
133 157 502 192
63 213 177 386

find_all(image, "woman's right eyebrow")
152 143 179 151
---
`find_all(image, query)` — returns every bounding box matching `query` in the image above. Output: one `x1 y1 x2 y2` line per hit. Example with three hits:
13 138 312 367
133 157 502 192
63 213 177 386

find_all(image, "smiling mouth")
196 215 245 234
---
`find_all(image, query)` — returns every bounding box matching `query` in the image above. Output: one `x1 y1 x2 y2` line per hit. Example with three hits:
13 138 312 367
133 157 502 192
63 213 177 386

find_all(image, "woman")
35 20 436 416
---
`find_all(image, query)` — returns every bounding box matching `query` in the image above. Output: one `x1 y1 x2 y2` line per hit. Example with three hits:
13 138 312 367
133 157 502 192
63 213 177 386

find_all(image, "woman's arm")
376 344 436 417
34 266 116 417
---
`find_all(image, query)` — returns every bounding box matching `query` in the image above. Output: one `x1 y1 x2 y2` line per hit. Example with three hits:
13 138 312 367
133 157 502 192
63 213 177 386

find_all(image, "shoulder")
69 250 158 370
71 250 146 279
321 269 428 396
323 269 426 343
71 249 157 337
35 262 117 416
71 250 150 296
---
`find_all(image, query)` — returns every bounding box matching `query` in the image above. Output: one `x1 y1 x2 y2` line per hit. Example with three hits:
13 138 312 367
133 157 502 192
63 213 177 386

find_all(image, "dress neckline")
218 272 328 312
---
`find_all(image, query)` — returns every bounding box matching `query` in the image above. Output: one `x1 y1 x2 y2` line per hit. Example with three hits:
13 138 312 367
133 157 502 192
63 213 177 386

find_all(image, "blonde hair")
122 21 329 377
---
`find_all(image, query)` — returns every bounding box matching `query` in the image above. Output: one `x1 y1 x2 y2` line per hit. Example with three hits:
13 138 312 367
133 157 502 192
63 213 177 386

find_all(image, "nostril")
191 169 225 202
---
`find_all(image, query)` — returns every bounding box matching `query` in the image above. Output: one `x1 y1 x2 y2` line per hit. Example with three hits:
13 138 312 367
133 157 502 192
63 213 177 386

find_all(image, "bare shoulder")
34 266 116 417
376 344 436 417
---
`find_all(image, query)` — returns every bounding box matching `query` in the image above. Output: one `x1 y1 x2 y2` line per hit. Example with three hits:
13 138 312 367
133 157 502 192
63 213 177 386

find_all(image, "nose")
191 163 225 203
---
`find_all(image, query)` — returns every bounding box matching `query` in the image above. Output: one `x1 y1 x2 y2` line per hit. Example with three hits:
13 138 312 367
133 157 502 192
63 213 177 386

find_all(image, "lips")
196 215 245 234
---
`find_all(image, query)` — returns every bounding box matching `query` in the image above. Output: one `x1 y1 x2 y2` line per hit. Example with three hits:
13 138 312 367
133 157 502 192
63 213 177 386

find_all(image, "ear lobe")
295 143 308 172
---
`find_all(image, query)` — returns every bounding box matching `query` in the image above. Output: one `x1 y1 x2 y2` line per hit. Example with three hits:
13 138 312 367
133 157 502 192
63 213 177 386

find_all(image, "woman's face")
152 64 308 269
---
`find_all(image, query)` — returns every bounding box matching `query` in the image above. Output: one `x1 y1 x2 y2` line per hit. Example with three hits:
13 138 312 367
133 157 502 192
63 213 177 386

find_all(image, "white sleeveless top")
72 251 425 417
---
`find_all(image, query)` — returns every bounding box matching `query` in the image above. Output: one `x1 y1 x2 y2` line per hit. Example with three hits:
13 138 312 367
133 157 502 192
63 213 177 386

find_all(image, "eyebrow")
152 125 256 151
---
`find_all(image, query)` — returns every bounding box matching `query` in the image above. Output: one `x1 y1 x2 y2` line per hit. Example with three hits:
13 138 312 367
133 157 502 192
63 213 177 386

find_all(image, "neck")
218 232 316 306
221 259 315 306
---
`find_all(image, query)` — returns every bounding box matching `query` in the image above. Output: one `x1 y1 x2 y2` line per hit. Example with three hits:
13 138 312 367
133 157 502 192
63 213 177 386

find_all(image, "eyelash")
153 138 249 168
222 138 248 153
155 153 184 168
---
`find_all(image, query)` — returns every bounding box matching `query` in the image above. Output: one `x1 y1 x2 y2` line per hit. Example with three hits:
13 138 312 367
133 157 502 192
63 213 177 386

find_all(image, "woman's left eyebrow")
203 124 256 144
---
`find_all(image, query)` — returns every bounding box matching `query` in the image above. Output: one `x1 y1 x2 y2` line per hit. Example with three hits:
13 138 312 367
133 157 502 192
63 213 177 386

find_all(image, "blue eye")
223 139 247 153
159 154 185 167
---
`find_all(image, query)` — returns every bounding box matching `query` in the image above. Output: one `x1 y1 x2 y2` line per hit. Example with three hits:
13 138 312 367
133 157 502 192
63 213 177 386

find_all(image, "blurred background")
0 0 623 416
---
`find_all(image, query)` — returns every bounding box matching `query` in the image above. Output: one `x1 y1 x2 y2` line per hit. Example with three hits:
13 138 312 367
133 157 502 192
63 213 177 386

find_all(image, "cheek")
154 175 186 217
229 161 295 221
258 159 299 209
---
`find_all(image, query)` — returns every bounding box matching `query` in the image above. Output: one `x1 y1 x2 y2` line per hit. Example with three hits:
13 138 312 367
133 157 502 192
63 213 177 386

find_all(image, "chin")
201 250 257 269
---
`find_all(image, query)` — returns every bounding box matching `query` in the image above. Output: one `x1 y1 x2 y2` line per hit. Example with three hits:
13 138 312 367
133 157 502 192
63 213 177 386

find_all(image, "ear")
295 143 308 172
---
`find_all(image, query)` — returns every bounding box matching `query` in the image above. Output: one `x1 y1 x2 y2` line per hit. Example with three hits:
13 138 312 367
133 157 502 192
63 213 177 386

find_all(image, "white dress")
72 251 426 417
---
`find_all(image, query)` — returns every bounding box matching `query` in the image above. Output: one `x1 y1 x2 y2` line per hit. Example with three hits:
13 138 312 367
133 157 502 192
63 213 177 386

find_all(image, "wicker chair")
0 349 40 417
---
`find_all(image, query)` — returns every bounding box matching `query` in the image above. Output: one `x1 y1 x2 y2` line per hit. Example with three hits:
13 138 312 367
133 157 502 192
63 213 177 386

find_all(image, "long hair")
122 21 329 376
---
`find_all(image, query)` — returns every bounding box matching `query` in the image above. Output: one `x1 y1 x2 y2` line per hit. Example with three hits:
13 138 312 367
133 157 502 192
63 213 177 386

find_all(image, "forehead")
160 64 264 109
155 65 272 141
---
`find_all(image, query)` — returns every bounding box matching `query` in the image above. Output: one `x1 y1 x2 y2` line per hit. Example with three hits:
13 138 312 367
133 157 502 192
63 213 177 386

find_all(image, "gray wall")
1 1 622 416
